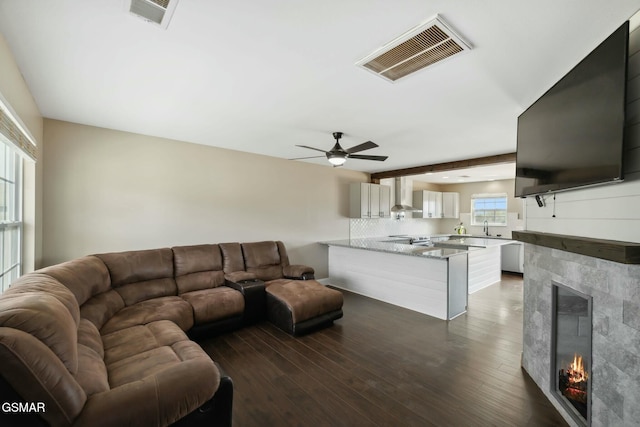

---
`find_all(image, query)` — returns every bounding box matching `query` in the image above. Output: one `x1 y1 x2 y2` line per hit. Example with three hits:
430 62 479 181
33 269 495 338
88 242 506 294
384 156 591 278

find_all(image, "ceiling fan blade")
295 144 328 153
346 141 378 154
348 154 388 161
289 155 325 160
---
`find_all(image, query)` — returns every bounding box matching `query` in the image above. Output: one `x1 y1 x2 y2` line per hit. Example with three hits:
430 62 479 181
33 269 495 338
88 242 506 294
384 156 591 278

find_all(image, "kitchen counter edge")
320 239 471 259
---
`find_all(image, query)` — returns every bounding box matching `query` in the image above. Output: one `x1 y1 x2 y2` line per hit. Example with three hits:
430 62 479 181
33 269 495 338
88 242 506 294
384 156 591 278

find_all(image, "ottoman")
265 279 343 336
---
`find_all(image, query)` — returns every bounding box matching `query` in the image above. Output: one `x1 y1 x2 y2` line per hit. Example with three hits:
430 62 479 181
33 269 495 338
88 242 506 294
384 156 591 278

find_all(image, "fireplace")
517 231 640 426
551 282 592 426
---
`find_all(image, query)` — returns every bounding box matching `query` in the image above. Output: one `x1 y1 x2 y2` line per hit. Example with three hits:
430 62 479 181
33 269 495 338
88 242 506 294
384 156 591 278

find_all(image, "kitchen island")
433 236 515 293
322 236 515 320
322 238 470 320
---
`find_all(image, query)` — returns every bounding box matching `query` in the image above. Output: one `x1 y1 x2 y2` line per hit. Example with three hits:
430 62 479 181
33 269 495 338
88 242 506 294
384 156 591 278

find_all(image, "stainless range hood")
390 177 421 212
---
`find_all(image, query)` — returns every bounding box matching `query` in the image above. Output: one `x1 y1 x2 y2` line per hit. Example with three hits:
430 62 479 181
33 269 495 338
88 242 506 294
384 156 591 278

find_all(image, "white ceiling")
411 162 515 184
1 1 639 174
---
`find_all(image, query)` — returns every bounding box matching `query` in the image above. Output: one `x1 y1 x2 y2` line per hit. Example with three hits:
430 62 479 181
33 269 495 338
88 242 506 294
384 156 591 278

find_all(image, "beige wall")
411 181 441 192
43 119 368 278
0 34 43 272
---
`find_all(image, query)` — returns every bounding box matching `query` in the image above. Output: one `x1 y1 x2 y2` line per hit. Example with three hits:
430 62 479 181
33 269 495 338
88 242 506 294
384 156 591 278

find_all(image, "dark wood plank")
199 274 568 427
513 230 640 264
370 153 516 181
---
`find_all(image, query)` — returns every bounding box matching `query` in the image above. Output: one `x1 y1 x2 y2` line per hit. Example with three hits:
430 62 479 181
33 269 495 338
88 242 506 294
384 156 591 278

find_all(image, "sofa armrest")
224 271 257 283
171 362 233 427
224 279 266 325
283 265 315 280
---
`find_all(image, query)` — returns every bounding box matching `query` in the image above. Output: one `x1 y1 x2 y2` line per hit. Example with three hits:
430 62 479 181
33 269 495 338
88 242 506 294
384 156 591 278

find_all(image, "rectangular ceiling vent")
125 0 179 29
356 15 472 82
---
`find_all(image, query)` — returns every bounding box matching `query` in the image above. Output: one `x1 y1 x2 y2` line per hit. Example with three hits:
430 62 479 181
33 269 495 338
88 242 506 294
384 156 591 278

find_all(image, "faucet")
483 220 489 236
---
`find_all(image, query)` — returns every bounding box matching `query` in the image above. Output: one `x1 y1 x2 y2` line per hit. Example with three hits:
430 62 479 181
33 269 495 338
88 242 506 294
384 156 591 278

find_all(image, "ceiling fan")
291 132 388 166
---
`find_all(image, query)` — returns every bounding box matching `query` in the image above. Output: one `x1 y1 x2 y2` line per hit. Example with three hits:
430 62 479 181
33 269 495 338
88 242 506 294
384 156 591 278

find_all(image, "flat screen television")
515 21 629 197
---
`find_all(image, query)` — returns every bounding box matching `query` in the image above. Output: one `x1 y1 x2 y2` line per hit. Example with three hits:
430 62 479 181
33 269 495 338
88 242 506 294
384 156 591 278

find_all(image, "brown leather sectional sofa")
0 241 343 427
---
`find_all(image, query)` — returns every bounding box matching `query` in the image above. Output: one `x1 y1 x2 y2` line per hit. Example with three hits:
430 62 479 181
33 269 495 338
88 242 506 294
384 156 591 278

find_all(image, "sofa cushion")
0 292 79 374
108 345 180 388
114 277 178 306
77 318 104 358
75 323 220 427
173 244 226 293
100 296 194 335
96 248 178 305
97 248 174 286
241 241 283 281
75 343 109 396
80 289 125 330
0 328 87 427
39 256 111 306
266 279 344 324
102 320 188 365
220 242 245 273
181 287 244 324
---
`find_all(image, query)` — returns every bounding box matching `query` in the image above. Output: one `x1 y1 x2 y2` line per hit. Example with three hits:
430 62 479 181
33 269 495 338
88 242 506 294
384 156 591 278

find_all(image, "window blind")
0 105 36 161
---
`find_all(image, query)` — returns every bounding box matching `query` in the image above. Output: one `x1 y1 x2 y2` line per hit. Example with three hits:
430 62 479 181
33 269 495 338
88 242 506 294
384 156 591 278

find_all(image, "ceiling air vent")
125 0 179 29
356 15 471 82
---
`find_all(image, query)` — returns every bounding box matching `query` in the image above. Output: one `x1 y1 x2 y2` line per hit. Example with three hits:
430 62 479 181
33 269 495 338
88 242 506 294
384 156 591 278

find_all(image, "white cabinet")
501 242 524 273
379 185 391 218
442 192 460 219
428 191 443 218
413 190 442 218
350 183 391 218
413 190 460 218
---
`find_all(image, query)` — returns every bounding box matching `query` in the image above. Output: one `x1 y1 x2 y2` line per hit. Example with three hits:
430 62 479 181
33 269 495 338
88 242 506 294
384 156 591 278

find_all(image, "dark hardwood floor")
198 274 568 427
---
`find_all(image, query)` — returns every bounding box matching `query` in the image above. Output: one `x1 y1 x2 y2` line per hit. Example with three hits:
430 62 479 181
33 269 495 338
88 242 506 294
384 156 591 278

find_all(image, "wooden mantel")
513 230 640 264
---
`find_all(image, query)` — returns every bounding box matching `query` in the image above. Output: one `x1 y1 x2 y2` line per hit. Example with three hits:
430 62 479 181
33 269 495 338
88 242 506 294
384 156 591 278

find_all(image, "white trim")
471 193 508 226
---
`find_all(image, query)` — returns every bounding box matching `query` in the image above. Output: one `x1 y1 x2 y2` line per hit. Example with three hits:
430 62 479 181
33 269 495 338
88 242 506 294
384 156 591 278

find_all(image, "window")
0 141 21 292
0 97 33 294
471 193 507 226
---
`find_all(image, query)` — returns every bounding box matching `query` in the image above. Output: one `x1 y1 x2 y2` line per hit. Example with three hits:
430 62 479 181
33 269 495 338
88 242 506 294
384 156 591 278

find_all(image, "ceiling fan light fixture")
327 154 347 166
291 131 387 166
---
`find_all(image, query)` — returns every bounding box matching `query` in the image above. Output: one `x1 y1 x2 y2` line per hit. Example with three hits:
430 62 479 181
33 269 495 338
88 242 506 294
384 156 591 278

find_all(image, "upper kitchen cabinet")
413 190 442 218
379 184 391 218
442 192 460 219
413 190 459 219
349 183 391 218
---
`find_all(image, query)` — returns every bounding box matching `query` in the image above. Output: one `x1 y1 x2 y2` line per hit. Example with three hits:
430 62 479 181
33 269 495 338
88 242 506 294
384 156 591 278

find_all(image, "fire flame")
568 353 588 384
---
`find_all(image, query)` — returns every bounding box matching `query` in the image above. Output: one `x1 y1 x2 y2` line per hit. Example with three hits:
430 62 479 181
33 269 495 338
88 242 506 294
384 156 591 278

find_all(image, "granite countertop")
320 238 473 259
433 235 516 249
321 235 517 260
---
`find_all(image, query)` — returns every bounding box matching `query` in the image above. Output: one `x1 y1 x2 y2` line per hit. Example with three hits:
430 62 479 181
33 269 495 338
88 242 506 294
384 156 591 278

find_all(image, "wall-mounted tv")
515 21 629 197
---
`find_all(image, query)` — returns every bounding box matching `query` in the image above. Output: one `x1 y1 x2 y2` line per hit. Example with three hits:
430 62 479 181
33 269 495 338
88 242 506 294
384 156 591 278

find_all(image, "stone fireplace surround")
514 231 640 427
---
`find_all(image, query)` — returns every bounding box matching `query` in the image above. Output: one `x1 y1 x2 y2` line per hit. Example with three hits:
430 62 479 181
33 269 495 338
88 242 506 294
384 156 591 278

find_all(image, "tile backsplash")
350 212 524 239
349 217 441 239
452 213 524 239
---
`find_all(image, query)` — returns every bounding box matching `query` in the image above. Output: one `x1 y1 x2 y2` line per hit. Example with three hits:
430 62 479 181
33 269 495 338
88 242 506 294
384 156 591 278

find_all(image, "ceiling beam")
370 153 516 181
